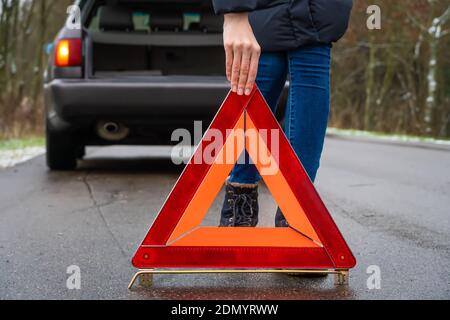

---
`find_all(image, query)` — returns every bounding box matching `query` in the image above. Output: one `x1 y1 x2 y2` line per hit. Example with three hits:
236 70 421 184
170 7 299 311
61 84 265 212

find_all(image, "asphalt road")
0 136 449 300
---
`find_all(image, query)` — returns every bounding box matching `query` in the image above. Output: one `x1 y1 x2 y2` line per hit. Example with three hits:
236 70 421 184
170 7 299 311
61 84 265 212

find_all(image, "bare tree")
407 1 450 134
424 4 450 134
0 0 449 139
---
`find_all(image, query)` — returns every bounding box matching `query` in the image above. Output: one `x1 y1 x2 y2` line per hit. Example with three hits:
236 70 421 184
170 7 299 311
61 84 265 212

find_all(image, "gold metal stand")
128 269 350 289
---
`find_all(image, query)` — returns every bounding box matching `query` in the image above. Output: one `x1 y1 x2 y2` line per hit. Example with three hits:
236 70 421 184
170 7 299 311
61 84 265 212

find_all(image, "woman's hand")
223 13 261 96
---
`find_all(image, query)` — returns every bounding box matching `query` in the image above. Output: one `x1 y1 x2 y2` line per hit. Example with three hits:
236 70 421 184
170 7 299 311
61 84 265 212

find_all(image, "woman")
213 0 353 227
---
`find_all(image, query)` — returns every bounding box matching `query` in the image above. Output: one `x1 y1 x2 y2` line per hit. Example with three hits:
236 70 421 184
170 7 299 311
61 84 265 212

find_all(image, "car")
44 0 287 170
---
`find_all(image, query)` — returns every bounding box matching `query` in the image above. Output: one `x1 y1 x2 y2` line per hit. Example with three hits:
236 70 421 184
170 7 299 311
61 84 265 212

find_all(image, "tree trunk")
364 34 377 131
31 0 47 130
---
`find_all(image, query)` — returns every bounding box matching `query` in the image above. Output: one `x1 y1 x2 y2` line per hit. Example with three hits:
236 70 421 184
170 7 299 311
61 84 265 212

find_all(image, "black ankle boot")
275 207 289 227
220 183 259 227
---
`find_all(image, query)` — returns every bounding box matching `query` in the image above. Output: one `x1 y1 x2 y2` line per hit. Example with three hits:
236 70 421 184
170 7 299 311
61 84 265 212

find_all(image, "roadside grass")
0 136 45 151
0 136 45 169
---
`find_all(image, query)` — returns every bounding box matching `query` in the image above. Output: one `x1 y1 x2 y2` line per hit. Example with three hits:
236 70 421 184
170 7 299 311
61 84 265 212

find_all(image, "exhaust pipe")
104 122 120 134
96 120 130 141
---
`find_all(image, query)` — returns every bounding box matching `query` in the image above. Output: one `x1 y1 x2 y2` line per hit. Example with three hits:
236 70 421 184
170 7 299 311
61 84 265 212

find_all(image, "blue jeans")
229 44 331 184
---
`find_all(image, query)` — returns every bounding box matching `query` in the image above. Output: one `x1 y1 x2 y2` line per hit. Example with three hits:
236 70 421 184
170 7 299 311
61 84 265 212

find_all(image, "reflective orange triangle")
132 86 356 270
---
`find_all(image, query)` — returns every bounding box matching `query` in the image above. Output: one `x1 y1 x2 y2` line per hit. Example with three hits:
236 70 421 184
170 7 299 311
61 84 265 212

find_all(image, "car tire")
46 123 78 171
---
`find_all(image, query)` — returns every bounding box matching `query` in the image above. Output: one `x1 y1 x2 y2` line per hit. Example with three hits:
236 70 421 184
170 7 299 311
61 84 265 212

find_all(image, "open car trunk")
84 0 225 78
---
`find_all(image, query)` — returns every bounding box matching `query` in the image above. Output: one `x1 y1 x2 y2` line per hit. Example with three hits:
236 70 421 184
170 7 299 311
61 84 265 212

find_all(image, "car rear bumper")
47 76 231 120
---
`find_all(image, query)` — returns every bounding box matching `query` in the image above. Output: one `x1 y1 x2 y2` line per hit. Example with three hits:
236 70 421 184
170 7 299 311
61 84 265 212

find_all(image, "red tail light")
55 38 82 67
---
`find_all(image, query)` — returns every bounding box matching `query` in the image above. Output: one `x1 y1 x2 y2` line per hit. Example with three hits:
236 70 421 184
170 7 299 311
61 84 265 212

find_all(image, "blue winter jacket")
212 0 353 51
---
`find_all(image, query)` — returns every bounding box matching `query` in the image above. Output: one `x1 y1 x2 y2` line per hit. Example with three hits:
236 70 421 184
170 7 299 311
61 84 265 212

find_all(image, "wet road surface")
0 136 449 299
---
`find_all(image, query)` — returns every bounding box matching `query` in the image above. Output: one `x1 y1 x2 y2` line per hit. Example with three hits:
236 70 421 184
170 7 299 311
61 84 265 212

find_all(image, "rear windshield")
85 0 219 33
88 12 201 32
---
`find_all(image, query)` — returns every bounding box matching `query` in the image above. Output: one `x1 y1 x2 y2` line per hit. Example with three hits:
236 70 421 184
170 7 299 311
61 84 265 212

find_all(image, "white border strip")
327 128 450 147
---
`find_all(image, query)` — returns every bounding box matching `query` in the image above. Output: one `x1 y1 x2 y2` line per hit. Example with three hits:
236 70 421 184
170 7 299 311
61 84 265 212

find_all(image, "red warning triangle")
132 86 356 270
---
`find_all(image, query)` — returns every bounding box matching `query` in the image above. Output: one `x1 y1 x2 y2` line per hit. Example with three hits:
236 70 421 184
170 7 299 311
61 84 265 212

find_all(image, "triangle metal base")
128 268 350 289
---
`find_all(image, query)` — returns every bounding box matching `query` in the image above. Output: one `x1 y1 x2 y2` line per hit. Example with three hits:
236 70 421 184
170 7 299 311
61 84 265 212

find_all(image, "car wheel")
46 123 78 171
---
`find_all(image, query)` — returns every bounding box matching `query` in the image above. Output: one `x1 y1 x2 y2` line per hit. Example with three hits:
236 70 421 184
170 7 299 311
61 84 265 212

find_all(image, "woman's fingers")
230 45 243 93
238 44 252 95
232 42 260 95
224 42 233 82
246 46 261 95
